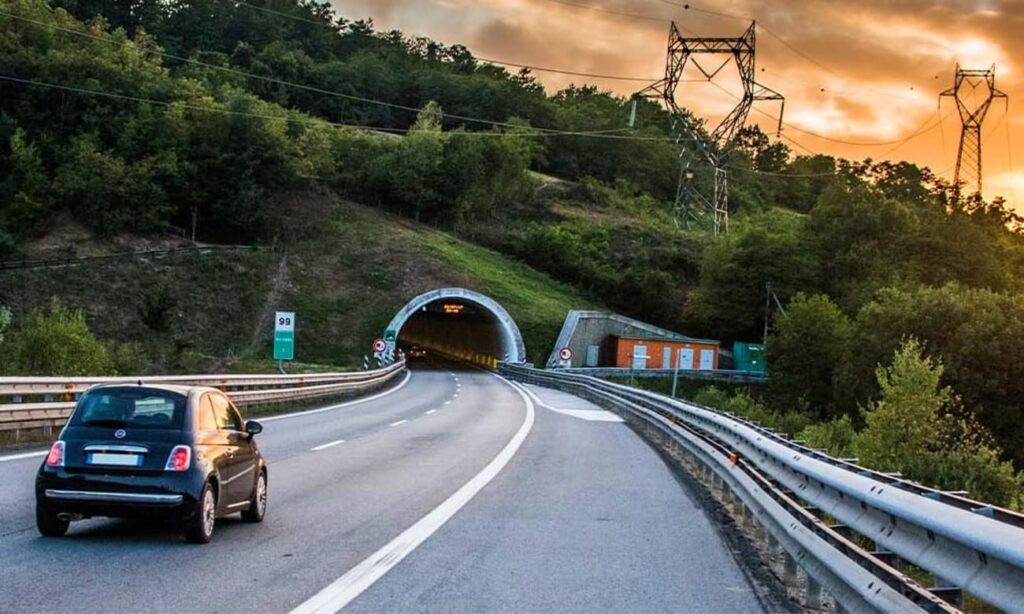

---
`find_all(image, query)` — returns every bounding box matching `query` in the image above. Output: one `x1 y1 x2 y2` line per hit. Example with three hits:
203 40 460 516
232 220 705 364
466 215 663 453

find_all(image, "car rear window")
70 387 187 430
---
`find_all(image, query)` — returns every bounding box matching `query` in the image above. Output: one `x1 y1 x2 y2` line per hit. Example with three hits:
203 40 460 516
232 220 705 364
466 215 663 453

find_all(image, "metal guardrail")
502 364 1024 613
0 361 406 432
553 366 767 383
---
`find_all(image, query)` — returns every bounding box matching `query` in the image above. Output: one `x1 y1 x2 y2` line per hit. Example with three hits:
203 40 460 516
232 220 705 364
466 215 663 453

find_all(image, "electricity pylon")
939 64 1008 201
636 21 783 235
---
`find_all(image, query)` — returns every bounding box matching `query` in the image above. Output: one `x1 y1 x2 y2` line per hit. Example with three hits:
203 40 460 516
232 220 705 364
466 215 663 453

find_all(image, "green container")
733 341 766 374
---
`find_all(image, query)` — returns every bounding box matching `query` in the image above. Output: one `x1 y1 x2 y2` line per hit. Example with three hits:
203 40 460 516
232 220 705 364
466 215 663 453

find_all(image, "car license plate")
87 453 143 467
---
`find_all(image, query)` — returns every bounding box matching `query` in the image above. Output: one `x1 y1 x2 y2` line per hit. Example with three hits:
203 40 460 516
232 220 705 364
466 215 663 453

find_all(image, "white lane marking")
425 410 437 415
453 394 459 399
311 439 347 452
262 371 412 422
515 384 625 423
389 420 408 427
0 450 47 463
444 401 451 405
290 372 535 614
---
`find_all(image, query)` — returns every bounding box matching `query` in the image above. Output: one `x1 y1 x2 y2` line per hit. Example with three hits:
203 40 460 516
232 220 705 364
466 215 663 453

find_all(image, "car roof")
86 383 203 396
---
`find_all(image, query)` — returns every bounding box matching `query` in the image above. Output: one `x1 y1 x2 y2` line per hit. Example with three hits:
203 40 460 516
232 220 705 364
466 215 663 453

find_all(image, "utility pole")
635 22 784 236
939 64 1008 202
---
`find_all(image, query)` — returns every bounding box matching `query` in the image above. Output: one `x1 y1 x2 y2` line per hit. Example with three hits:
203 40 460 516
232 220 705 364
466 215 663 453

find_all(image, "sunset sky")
333 0 1021 209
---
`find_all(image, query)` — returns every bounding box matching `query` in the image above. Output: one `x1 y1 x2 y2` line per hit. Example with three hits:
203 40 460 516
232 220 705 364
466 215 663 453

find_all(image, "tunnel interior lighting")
443 304 464 315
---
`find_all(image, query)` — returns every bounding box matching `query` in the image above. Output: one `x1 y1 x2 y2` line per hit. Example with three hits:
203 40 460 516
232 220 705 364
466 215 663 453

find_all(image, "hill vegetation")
1 0 1023 500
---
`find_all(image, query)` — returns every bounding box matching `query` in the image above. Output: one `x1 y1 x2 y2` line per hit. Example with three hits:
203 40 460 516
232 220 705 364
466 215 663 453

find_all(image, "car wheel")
241 471 267 523
184 484 216 544
36 503 69 537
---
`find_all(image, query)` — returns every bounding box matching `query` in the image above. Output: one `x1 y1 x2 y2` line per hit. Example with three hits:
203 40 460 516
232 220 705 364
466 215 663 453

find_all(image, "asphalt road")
0 365 767 613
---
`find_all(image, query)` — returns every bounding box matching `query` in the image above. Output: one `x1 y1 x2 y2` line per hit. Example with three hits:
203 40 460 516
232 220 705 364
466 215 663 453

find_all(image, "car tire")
184 483 216 544
36 503 69 537
240 471 267 523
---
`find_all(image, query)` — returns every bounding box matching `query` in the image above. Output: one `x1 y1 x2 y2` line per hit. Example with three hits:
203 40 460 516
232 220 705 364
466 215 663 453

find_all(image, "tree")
843 284 1024 466
855 338 949 470
10 298 113 376
0 128 49 236
686 209 820 341
766 293 852 418
853 339 1021 506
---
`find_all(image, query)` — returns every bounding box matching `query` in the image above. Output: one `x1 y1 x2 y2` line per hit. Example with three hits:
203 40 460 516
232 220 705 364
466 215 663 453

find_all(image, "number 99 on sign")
275 312 296 332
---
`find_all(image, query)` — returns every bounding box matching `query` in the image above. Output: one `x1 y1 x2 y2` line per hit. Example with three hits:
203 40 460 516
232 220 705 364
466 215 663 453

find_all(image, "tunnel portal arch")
385 288 526 364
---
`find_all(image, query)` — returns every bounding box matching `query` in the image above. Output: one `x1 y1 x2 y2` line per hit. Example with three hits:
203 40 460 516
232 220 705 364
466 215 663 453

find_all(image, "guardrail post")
805 575 822 609
782 550 799 586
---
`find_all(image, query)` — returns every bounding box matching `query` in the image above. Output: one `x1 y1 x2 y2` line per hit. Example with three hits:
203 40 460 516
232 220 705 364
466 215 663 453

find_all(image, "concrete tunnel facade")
384 288 527 365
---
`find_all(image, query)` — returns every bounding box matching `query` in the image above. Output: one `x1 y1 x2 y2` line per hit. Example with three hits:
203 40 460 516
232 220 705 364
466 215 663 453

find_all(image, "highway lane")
0 366 768 613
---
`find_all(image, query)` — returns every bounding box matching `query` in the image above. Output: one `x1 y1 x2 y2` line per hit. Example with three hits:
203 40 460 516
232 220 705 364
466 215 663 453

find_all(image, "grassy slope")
0 193 594 371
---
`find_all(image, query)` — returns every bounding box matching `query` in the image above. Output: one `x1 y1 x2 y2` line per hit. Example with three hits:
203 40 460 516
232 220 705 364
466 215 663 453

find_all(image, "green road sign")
273 331 295 361
274 311 296 361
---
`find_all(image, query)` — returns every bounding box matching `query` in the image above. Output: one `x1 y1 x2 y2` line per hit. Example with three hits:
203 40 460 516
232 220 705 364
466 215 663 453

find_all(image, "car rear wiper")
79 419 127 427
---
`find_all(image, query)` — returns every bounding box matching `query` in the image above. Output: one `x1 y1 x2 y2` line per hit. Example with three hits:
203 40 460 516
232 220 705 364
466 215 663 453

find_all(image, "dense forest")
1 0 1023 504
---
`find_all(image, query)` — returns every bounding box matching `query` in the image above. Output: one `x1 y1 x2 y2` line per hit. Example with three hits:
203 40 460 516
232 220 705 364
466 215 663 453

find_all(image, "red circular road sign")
558 347 573 361
373 338 387 353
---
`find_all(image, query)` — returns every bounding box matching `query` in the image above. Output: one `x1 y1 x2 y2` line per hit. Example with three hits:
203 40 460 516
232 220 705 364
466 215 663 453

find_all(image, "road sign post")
273 312 296 366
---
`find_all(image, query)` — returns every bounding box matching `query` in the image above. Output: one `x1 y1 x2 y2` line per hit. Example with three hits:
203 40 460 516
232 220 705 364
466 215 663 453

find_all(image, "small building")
611 335 720 370
732 341 766 374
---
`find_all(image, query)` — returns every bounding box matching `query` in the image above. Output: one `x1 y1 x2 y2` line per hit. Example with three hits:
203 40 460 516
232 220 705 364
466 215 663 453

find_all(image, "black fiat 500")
36 384 268 543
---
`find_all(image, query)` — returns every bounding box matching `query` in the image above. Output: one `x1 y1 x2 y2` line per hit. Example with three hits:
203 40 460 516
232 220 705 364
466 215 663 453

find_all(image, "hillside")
0 192 594 370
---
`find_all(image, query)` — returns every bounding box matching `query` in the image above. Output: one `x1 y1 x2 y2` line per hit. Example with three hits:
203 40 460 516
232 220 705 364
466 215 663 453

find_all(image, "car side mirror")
245 420 263 438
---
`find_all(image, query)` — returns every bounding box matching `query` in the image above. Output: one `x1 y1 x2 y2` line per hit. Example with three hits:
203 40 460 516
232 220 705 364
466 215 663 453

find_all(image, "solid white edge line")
389 420 408 427
262 371 412 423
311 439 347 452
289 371 535 614
425 409 437 415
0 450 48 463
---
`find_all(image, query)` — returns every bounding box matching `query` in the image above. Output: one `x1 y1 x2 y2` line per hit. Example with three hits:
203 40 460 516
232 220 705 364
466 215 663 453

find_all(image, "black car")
36 384 268 543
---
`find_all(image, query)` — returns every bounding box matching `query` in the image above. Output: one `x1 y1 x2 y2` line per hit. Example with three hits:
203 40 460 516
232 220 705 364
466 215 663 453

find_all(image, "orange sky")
334 0 1022 209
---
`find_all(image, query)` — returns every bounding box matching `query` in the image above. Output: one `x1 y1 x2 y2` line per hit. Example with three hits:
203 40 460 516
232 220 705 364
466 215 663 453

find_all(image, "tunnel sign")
273 312 295 361
373 338 387 353
383 330 397 342
558 347 573 362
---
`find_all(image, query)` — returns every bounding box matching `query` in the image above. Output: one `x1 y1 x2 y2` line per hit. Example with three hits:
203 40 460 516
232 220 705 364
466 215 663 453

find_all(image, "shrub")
10 298 113 375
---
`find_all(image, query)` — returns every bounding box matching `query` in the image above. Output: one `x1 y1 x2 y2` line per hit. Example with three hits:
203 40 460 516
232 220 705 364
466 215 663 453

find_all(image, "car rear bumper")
37 470 202 520
44 490 184 505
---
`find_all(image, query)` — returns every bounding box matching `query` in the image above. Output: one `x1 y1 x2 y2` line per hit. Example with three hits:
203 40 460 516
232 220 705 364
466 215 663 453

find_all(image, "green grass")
0 194 600 372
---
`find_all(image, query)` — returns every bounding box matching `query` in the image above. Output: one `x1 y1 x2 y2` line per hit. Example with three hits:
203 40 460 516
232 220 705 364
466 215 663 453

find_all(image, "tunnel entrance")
385 288 526 366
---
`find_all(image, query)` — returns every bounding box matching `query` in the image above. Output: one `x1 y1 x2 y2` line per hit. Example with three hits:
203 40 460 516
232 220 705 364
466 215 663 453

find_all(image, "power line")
536 0 669 23
704 79 946 148
0 9 680 141
475 57 658 82
0 72 681 142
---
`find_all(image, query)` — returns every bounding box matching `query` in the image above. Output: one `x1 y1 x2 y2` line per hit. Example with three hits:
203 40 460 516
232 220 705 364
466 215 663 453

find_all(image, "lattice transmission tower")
939 64 1007 201
635 22 783 235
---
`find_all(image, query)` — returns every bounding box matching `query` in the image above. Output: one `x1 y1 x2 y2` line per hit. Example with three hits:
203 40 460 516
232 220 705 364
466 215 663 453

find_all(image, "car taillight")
45 441 65 467
165 445 191 472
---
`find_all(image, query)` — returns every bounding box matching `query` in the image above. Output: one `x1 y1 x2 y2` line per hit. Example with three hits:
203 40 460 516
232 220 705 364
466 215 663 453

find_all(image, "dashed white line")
310 439 346 452
425 409 437 415
444 401 451 405
389 420 409 427
290 372 535 614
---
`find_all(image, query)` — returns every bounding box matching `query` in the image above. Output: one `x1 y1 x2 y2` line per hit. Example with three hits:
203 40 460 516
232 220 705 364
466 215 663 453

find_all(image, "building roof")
613 334 720 346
